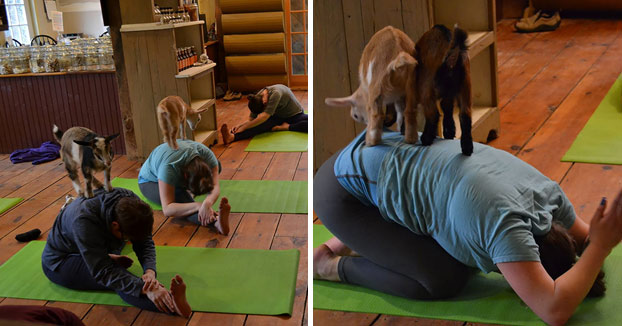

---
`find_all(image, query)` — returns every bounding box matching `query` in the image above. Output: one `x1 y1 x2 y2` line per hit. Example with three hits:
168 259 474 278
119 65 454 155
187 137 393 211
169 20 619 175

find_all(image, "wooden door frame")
284 0 308 89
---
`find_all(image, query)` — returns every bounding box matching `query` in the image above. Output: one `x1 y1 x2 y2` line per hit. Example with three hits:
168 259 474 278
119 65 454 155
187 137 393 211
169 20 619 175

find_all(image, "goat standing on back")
157 95 207 150
53 125 119 198
324 26 419 146
416 25 473 155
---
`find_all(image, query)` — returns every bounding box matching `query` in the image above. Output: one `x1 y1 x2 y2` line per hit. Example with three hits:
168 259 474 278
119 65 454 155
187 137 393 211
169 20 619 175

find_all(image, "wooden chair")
31 35 57 46
99 31 109 37
4 39 23 47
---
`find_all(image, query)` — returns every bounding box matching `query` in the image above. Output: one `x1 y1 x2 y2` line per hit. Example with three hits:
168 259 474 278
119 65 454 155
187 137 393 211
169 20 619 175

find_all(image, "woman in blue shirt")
313 130 622 325
138 139 229 235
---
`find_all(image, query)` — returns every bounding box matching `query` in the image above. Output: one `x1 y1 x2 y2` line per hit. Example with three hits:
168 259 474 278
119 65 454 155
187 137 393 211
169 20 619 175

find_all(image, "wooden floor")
0 92 308 326
313 18 622 325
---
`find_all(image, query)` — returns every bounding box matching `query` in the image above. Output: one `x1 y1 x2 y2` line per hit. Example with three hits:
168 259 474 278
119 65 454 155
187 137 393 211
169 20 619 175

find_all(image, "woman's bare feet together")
220 124 234 145
313 244 341 282
215 197 231 235
325 237 359 257
271 122 290 131
170 275 192 318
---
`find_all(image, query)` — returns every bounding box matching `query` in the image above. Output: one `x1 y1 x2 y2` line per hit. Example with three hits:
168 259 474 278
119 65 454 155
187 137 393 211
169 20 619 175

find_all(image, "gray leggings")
314 153 472 299
139 182 201 225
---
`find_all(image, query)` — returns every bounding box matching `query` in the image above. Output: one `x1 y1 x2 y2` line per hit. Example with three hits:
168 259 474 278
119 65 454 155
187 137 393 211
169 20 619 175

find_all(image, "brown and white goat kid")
157 95 208 150
325 26 418 146
416 25 473 155
53 125 119 198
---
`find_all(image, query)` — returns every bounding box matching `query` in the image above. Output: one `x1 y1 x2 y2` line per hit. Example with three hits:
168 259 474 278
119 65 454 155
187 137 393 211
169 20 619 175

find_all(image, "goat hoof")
404 133 418 144
421 135 434 146
461 140 473 156
365 130 381 146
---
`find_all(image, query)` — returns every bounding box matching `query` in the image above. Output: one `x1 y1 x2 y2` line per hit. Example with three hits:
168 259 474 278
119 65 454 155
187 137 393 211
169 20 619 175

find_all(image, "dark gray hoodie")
42 188 156 297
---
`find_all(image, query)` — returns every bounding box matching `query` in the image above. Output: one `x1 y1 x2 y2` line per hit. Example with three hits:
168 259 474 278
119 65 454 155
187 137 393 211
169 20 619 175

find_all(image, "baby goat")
53 125 119 198
325 26 418 146
416 25 473 155
157 95 208 150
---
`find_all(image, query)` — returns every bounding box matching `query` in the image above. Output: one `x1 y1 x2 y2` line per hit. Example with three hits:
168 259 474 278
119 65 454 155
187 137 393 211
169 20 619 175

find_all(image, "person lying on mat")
41 188 192 317
139 139 230 234
220 84 308 144
313 130 620 326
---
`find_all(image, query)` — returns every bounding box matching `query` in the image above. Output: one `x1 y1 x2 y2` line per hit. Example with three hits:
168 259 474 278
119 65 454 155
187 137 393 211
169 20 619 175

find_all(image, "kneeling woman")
314 130 620 326
220 84 307 144
139 139 230 234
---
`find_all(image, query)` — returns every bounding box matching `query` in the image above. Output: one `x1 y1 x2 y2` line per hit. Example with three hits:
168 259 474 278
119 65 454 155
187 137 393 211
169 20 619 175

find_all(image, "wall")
198 0 215 28
30 0 106 37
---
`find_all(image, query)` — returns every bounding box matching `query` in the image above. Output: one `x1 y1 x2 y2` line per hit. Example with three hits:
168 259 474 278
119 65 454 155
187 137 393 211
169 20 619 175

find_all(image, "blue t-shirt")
138 140 220 188
334 131 576 273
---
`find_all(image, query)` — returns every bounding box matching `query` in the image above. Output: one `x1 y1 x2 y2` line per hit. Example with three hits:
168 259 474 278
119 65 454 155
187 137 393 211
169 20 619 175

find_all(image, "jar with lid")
30 47 46 73
13 47 31 74
0 51 12 75
57 45 72 72
70 45 84 71
98 46 114 70
85 46 99 70
44 46 60 72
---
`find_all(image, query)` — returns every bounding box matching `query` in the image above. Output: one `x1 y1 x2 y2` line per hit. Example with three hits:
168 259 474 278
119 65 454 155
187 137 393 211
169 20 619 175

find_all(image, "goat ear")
105 133 120 142
325 96 354 107
194 106 209 114
74 140 94 147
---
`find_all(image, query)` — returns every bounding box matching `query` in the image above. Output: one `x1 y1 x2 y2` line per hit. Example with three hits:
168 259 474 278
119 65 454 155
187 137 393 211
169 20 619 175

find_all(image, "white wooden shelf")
175 62 217 79
190 98 216 112
451 106 500 143
193 129 218 146
467 31 494 59
120 20 205 32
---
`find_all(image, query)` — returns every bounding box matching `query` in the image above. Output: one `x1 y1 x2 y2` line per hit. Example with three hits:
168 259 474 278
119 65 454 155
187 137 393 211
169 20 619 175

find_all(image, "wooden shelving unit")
430 0 500 143
120 20 218 160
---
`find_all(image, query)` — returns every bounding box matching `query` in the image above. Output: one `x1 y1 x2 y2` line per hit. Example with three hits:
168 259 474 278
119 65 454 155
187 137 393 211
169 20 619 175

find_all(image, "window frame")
284 0 307 89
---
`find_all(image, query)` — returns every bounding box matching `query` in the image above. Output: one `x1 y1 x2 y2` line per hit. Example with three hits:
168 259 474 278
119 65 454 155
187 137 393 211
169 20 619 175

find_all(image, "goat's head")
325 89 368 124
186 106 209 130
74 133 120 167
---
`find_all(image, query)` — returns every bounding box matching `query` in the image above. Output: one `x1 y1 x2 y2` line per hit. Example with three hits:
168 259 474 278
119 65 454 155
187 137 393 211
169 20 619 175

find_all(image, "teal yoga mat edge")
0 197 23 215
0 242 301 315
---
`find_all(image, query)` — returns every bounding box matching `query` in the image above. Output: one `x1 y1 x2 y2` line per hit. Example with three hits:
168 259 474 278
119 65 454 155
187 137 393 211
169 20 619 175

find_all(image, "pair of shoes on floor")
515 10 561 33
223 90 242 101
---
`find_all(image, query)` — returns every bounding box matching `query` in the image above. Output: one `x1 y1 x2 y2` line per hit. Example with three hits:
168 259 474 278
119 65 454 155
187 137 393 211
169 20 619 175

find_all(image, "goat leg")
83 170 94 198
421 100 439 146
458 86 473 156
365 93 384 146
104 166 113 191
440 97 456 139
66 166 84 197
403 86 418 144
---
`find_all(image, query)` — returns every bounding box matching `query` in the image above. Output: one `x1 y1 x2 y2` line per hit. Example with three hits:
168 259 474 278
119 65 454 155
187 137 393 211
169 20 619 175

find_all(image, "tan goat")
156 95 208 150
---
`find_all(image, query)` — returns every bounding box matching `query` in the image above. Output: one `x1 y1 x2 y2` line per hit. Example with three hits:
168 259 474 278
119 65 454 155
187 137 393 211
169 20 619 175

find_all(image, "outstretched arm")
498 190 622 326
198 166 221 226
159 180 200 218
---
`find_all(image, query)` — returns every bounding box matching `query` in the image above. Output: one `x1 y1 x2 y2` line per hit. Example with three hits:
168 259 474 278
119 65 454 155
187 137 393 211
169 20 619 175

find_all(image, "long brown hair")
535 222 605 297
184 156 214 196
247 93 265 115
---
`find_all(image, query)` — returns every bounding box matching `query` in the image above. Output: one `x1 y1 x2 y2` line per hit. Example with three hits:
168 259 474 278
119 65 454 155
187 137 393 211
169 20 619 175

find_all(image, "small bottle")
177 48 182 71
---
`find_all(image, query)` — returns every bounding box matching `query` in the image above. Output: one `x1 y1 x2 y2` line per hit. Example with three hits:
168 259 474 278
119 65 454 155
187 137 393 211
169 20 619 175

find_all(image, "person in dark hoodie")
41 188 192 317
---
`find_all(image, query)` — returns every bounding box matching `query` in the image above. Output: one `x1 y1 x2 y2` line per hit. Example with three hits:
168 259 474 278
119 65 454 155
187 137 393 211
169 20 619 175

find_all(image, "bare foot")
170 275 192 318
313 244 341 281
108 254 133 269
325 237 359 257
215 197 230 235
220 124 234 145
271 122 290 132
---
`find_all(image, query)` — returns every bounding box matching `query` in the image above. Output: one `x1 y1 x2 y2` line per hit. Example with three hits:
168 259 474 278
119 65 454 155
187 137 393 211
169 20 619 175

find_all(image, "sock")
15 229 41 242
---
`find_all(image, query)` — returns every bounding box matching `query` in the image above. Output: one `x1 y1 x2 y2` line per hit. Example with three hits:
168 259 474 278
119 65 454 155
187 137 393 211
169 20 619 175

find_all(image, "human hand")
145 285 176 314
589 189 622 253
142 269 160 293
198 202 215 226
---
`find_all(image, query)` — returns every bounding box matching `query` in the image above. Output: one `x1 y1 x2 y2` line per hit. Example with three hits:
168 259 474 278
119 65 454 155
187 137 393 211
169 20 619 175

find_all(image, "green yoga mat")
111 178 308 213
0 241 299 315
562 74 622 164
313 224 622 325
245 131 308 152
0 197 22 214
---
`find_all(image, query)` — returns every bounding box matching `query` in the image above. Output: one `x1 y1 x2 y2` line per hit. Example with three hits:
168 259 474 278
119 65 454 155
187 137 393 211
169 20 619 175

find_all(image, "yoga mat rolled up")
220 0 283 14
224 33 285 54
222 12 284 34
313 224 622 326
0 241 299 315
226 54 287 74
110 178 308 214
562 74 622 165
0 197 23 215
245 131 308 152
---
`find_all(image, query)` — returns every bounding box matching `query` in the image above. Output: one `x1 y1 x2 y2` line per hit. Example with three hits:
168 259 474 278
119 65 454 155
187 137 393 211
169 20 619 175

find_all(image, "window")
5 0 30 45
285 0 307 88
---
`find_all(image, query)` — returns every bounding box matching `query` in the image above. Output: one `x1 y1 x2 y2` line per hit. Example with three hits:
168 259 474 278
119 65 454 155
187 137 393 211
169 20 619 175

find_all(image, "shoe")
514 11 561 33
231 91 242 101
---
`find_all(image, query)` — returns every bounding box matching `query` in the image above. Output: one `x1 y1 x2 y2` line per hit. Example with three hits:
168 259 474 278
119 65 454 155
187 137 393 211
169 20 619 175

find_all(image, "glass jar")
98 46 114 70
44 47 60 72
11 47 29 74
69 45 83 71
30 47 45 73
85 46 99 70
0 52 12 75
57 46 72 72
